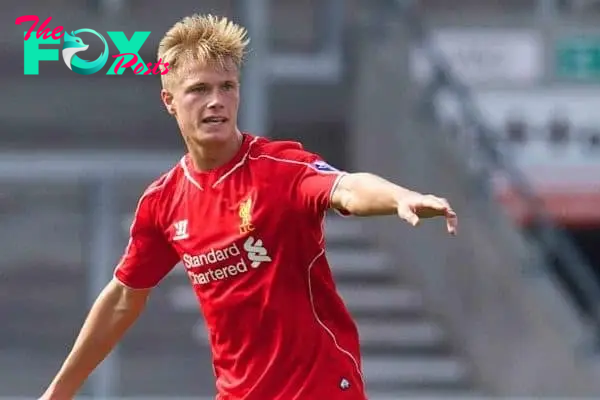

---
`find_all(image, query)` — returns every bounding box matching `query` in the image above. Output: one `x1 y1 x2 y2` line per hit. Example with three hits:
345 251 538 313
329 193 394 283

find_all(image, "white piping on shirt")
212 136 260 188
179 137 262 190
306 246 365 385
248 154 342 176
180 156 203 190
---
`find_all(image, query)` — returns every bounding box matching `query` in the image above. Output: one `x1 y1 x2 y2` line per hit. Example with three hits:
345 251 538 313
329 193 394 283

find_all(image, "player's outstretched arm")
40 278 150 400
331 172 458 235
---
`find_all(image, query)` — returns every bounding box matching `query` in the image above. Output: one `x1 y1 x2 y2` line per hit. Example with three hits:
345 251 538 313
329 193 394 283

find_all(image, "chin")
193 125 236 144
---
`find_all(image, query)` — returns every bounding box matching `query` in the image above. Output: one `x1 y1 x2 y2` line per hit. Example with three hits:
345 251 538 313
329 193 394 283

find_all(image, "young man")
40 14 458 400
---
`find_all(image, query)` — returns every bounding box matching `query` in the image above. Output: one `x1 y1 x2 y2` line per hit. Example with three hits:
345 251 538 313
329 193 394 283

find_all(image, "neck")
187 129 243 171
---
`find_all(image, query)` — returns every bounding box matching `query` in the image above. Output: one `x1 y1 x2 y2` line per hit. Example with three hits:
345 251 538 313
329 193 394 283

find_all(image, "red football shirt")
114 133 366 400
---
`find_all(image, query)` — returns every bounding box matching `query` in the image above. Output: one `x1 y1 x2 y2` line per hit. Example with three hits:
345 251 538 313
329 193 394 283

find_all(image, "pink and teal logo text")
15 15 170 76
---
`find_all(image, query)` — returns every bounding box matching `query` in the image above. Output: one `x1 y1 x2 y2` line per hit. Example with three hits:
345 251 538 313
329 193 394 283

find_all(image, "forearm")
43 279 147 399
333 172 417 216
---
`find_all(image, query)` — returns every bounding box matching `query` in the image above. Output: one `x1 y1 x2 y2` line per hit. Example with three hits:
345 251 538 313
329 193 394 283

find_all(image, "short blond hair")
158 14 250 88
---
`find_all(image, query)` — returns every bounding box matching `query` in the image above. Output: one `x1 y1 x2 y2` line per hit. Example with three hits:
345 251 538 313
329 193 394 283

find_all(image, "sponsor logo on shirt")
312 160 339 172
339 378 351 390
182 236 271 285
238 197 255 234
244 236 272 268
172 219 189 241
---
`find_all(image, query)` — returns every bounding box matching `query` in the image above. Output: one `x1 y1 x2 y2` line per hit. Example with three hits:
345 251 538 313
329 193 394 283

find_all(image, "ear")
160 89 176 116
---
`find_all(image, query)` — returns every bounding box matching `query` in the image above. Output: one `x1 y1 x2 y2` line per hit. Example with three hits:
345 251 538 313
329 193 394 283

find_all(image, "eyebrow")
186 80 237 90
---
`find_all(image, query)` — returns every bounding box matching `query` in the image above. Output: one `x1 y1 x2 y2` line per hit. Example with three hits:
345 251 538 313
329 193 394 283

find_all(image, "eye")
222 82 236 91
189 85 208 93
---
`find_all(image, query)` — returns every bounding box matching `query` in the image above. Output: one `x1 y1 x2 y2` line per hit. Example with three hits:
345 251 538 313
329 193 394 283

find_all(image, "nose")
207 90 224 110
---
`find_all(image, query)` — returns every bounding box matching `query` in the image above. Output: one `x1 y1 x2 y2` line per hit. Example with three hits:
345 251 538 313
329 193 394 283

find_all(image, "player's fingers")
446 209 458 235
431 196 458 235
421 195 449 213
435 197 456 217
397 206 420 227
433 196 451 210
422 196 457 235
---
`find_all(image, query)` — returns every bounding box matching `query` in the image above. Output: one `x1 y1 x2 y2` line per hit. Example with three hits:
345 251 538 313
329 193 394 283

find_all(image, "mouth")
202 116 228 125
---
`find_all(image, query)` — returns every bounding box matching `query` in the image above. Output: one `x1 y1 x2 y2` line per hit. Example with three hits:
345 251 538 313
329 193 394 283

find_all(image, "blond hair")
158 14 250 88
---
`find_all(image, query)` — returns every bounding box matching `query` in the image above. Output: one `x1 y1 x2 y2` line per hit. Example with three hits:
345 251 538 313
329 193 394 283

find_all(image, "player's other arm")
40 188 179 400
331 172 458 234
40 279 149 400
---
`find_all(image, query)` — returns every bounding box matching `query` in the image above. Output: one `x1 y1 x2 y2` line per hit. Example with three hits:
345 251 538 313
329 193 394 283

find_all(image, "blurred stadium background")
3 0 600 398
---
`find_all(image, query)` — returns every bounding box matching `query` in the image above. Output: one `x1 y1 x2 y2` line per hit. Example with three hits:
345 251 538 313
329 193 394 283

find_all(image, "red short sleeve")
288 151 349 216
114 188 180 289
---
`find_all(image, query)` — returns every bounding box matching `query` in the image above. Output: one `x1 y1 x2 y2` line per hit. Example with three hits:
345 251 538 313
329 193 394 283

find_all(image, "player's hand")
396 193 457 235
